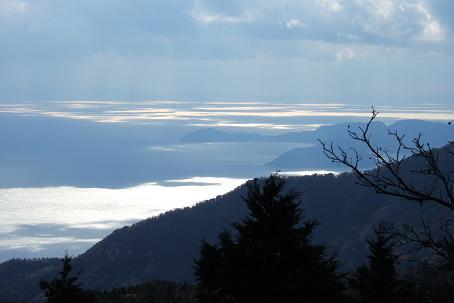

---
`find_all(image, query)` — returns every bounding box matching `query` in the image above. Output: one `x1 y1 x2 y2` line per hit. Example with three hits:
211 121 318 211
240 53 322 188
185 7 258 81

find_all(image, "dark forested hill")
0 257 60 302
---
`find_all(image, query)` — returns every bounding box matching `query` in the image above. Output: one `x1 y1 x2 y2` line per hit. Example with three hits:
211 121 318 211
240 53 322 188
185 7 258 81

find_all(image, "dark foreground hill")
0 145 453 302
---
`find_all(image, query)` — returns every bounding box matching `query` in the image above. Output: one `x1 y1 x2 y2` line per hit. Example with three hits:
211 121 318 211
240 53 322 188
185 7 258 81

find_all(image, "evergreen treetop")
194 174 347 303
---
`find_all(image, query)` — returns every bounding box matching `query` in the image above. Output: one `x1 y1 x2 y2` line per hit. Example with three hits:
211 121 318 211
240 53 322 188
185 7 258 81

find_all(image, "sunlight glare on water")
0 177 246 259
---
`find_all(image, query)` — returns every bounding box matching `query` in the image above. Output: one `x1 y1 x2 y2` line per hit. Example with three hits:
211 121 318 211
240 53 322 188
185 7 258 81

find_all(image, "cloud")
285 18 307 30
0 0 27 15
350 1 446 43
317 0 343 12
335 47 356 62
191 0 256 24
412 2 445 42
192 11 255 24
189 0 448 47
419 19 444 42
337 32 360 41
368 0 395 19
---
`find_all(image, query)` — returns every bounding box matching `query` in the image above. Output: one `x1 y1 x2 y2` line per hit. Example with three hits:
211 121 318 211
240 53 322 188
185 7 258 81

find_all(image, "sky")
1 0 453 105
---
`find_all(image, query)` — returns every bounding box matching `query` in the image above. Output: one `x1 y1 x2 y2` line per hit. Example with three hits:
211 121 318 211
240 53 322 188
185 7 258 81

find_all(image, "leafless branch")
318 107 454 210
379 219 454 271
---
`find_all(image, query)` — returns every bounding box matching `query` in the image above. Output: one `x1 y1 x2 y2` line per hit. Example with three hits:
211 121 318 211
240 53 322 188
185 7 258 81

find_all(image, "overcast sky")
1 0 453 104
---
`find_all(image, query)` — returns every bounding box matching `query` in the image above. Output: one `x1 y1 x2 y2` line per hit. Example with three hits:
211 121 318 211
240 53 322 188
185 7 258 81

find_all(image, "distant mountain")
1 143 452 302
179 122 388 144
267 119 453 169
181 120 452 145
267 146 347 170
179 127 323 143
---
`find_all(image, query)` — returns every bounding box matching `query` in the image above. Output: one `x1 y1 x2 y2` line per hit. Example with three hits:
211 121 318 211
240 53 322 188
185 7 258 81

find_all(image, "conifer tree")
194 174 347 303
349 230 428 303
349 231 401 303
39 254 95 303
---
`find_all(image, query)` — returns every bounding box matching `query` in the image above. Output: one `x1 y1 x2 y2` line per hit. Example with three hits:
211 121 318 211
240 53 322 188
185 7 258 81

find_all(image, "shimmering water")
0 177 246 261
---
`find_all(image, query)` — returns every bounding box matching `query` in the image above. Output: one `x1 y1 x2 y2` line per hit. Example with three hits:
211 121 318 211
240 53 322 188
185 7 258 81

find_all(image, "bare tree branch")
319 108 454 271
378 219 454 270
318 107 454 210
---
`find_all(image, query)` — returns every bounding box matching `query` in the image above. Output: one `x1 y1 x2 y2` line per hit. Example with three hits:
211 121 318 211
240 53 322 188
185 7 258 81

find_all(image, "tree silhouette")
194 174 347 303
39 254 95 303
350 231 401 303
350 230 428 303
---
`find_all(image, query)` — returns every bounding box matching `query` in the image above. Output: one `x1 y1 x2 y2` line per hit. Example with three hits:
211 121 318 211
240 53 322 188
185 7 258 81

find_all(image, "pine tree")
39 254 95 303
349 230 430 303
194 174 347 303
349 231 401 303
